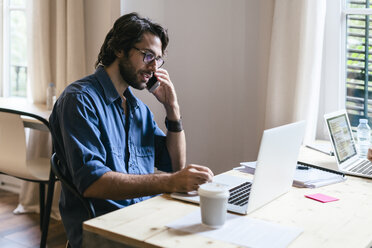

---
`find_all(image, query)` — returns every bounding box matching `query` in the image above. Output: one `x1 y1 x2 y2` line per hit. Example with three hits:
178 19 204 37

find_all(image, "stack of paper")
236 161 346 188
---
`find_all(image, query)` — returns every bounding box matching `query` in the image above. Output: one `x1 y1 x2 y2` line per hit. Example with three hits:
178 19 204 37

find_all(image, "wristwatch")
165 117 183 132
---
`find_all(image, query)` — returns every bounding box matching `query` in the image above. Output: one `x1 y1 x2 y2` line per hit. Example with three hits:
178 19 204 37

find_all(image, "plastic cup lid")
198 182 229 197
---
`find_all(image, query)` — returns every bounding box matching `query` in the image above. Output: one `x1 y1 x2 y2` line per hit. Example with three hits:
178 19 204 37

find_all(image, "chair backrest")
0 110 51 181
0 111 28 178
50 153 96 219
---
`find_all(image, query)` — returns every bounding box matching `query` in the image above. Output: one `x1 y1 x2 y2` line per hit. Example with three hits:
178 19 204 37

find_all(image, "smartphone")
146 75 160 93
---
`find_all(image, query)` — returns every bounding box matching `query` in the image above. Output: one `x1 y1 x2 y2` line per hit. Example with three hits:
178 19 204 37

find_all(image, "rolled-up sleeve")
57 93 111 194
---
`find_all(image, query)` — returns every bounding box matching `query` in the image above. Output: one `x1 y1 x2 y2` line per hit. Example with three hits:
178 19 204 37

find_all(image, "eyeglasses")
133 47 164 68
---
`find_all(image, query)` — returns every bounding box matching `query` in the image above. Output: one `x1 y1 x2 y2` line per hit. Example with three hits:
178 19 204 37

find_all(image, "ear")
115 50 125 58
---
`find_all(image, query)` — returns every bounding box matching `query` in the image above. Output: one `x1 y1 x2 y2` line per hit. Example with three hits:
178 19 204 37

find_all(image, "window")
1 0 28 98
345 0 372 126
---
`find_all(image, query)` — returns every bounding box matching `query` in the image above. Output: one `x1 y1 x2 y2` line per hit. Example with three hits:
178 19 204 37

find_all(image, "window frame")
1 0 28 98
317 0 345 139
320 0 345 112
343 2 372 126
319 0 371 136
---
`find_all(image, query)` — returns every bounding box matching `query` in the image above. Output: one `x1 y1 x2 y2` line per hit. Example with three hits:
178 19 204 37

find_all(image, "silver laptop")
171 121 306 215
324 110 372 179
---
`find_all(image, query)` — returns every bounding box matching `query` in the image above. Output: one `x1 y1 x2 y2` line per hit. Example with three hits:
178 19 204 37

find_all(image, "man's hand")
83 166 213 200
170 164 214 192
151 68 180 120
368 148 372 161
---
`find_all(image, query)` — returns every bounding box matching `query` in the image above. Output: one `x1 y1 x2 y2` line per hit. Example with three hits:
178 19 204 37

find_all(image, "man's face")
118 32 163 90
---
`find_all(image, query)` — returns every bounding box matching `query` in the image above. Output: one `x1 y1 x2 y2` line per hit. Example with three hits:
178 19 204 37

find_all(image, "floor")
0 189 67 248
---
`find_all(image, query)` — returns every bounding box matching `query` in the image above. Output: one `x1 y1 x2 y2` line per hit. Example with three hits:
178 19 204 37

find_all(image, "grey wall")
86 0 274 174
84 0 121 73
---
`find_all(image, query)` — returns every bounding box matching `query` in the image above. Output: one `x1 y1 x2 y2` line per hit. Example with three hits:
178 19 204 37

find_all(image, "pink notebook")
305 193 339 203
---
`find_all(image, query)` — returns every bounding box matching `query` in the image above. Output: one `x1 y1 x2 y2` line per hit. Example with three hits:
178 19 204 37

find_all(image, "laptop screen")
326 113 357 164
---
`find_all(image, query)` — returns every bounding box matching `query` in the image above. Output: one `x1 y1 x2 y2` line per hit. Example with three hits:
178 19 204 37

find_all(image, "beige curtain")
264 0 326 143
29 0 86 99
14 0 86 220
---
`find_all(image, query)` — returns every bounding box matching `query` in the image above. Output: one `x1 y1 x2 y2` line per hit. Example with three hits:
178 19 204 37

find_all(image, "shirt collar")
94 66 138 108
124 87 139 109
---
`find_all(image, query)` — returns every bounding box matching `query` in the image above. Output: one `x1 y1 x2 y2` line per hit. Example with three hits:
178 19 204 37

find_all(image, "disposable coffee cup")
198 182 229 228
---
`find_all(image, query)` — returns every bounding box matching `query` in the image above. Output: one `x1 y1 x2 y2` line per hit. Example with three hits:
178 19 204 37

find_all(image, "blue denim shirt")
49 66 172 248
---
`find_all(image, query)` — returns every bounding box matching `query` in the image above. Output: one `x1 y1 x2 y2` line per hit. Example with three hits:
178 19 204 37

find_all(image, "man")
49 13 213 247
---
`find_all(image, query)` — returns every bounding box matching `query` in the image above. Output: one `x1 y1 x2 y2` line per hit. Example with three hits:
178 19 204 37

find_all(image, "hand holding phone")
146 75 160 93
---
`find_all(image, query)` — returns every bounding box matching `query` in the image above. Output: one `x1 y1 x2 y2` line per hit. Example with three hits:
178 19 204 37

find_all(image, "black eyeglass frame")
133 47 165 68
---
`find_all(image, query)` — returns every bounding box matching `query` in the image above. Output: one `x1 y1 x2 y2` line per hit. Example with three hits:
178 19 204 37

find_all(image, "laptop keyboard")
228 182 252 206
350 160 372 175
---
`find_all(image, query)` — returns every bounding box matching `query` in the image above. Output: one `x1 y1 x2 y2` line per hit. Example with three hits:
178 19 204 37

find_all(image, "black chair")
0 108 56 248
49 153 96 247
50 153 96 220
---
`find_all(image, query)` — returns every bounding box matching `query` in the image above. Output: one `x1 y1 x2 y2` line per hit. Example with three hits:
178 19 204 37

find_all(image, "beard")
118 56 148 90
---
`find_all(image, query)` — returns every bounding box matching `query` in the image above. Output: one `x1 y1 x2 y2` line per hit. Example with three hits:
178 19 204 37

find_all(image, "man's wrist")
167 173 177 192
159 173 176 193
165 117 183 132
165 103 180 121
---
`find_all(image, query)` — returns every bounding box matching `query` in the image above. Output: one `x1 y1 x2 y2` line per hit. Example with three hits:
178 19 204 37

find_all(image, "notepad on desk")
236 161 346 188
305 142 334 156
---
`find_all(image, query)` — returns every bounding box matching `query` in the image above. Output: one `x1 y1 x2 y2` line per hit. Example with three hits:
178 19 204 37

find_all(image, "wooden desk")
83 147 372 248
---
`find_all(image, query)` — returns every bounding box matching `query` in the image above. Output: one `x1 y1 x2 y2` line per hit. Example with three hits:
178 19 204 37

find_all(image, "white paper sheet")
166 210 303 248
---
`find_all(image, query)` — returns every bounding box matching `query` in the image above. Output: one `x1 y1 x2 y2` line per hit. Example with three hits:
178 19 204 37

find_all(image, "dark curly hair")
95 12 169 68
